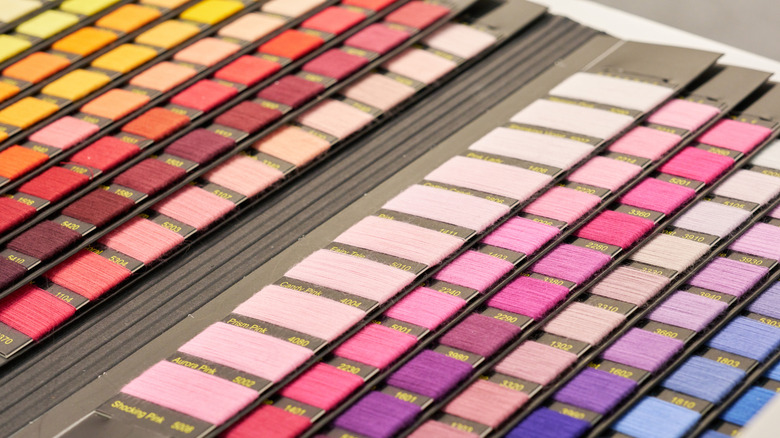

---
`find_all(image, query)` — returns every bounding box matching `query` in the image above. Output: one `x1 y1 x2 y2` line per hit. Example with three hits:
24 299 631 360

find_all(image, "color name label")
222 313 326 352
97 394 213 437
701 348 758 372
166 353 271 393
274 277 377 312
326 243 427 274
374 209 474 240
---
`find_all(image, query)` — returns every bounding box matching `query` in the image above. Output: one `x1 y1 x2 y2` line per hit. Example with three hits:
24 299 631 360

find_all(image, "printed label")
420 180 519 207
325 357 378 380
475 244 526 265
166 353 271 393
211 78 246 92
767 218 780 228
425 46 466 65
299 28 336 41
503 122 602 146
461 150 563 177
0 322 32 358
644 122 688 137
433 345 484 367
294 123 340 145
327 428 371 438
86 243 144 273
372 317 428 339
74 111 113 128
663 227 719 246
326 243 427 274
197 182 246 205
36 279 89 309
656 173 706 191
103 184 147 203
563 182 611 199
275 277 377 312
0 176 8 187
480 308 533 329
425 280 479 301
255 52 292 67
486 372 541 396
242 149 296 175
589 360 650 383
732 113 777 130
96 393 214 437
0 76 32 89
549 401 601 424
715 421 742 437
626 261 678 278
7 192 49 210
155 153 199 172
760 378 780 392
0 249 39 270
614 204 665 223
382 71 426 91
223 313 326 352
701 348 758 372
62 163 102 179
657 389 712 414
583 295 636 315
341 46 380 61
706 196 760 213
22 141 60 157
53 215 96 236
115 133 153 149
640 321 696 342
536 333 590 356
696 143 742 160
0 122 20 139
273 397 324 421
545 95 642 119
436 414 491 436
336 96 383 117
683 286 737 305
593 70 676 88
747 312 780 330
296 71 338 88
723 251 777 270
143 212 197 239
38 94 71 108
604 152 656 169
571 238 622 258
750 165 780 180
374 209 475 240
526 273 576 290
520 213 568 229
207 124 248 141
381 386 433 409
164 104 202 120
124 85 162 100
251 97 292 114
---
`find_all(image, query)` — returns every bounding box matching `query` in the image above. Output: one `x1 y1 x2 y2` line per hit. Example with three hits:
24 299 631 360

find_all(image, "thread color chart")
6 1 780 438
